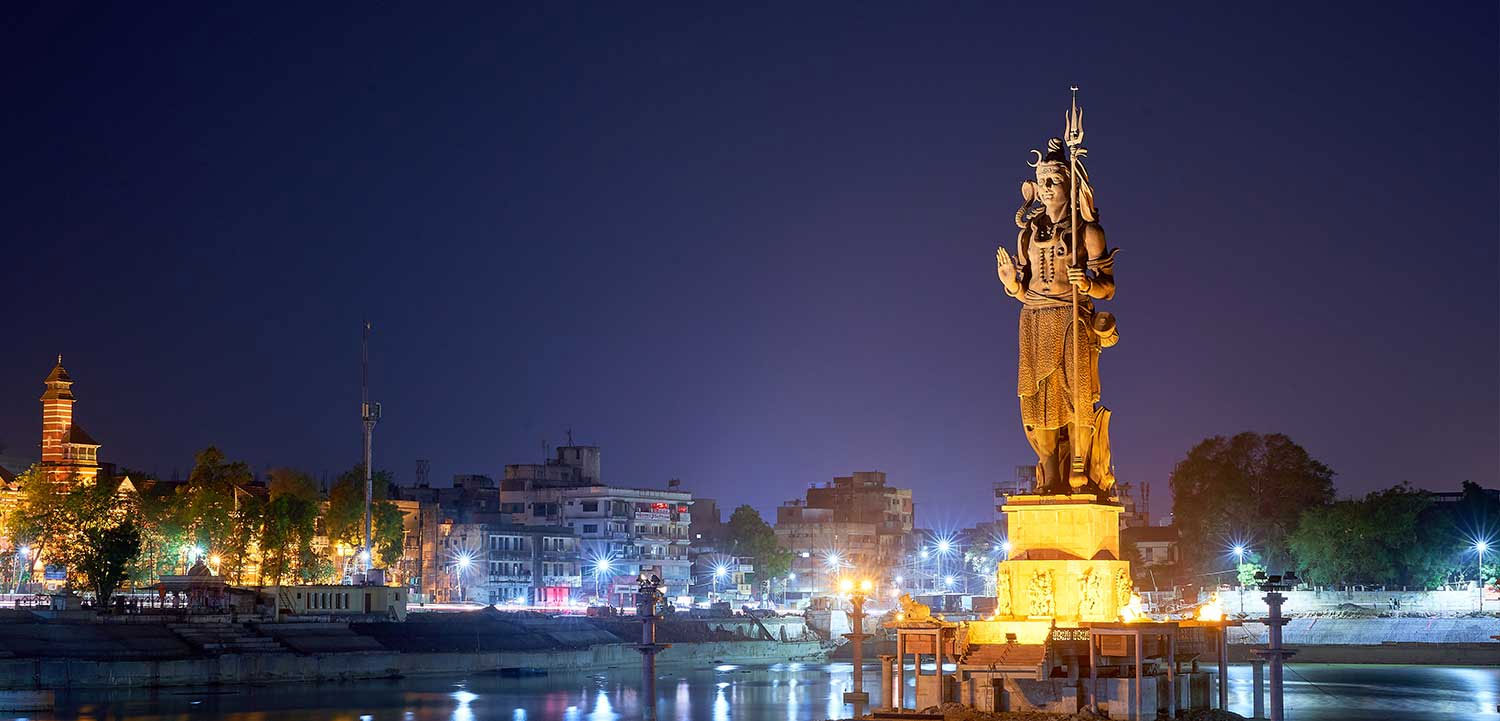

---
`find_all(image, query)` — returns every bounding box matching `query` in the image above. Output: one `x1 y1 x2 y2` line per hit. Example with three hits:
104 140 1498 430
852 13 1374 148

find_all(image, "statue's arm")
1080 224 1114 301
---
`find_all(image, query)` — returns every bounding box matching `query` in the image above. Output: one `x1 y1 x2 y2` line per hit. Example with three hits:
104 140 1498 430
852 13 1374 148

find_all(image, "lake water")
9 662 1498 720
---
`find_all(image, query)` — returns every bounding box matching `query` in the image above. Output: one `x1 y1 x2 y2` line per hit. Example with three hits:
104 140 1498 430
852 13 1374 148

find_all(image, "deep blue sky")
2 2 1496 526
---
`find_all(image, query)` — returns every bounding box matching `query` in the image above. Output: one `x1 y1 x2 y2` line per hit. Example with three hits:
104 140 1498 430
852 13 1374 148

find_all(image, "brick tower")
39 356 99 488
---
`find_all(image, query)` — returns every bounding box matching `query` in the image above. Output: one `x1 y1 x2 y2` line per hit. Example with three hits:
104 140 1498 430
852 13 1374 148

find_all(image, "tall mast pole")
361 321 378 577
1067 87 1084 484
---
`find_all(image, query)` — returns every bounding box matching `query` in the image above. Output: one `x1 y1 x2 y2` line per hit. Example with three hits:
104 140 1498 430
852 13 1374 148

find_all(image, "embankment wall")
0 639 816 690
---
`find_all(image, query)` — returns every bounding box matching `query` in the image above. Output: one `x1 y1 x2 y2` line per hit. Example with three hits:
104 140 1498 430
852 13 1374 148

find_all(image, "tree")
1289 484 1463 587
725 505 792 589
326 464 400 572
69 517 142 610
260 468 321 585
1169 432 1335 575
5 467 141 604
178 447 253 567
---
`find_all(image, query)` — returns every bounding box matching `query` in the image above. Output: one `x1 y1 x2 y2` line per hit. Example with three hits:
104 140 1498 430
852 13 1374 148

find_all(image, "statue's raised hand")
997 246 1019 290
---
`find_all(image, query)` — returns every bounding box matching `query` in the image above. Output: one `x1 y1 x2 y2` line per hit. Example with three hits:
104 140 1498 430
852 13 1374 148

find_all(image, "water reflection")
23 662 1499 721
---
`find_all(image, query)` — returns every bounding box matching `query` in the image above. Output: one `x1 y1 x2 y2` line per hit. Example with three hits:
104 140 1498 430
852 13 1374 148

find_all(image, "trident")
1065 86 1087 487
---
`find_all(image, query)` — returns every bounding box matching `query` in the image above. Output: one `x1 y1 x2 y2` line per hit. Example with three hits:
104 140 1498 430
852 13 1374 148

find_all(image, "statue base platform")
992 493 1131 623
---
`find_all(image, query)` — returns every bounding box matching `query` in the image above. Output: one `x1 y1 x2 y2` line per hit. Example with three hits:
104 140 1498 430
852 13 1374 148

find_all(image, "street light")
944 575 955 588
1233 544 1248 614
713 564 728 601
453 552 474 603
594 558 613 606
1475 540 1490 612
838 575 873 717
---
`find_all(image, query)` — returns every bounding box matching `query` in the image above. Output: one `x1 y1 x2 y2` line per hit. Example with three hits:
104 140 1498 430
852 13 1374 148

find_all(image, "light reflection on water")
16 662 1499 721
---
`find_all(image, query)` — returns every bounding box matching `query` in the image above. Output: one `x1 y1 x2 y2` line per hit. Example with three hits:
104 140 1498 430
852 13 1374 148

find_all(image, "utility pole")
361 321 381 579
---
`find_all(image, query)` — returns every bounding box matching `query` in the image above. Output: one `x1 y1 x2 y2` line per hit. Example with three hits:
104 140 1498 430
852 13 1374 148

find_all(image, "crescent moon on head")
1028 150 1043 168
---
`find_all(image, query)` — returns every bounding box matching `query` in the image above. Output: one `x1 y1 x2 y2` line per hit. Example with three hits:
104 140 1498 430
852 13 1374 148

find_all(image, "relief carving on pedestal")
1114 568 1133 609
995 567 1012 617
1027 570 1054 617
1078 568 1107 619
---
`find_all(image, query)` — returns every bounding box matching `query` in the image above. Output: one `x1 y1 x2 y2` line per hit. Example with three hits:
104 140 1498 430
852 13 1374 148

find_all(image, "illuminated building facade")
775 470 914 598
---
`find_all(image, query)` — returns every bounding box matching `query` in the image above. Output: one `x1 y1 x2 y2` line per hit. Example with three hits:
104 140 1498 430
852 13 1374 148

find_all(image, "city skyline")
2 4 1496 526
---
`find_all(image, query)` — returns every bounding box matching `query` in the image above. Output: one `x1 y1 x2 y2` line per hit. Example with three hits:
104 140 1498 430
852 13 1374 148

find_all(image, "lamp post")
1252 570 1298 721
840 577 873 719
13 545 30 593
1233 545 1246 615
713 564 727 602
454 553 473 603
1476 540 1489 613
594 558 612 607
784 573 795 606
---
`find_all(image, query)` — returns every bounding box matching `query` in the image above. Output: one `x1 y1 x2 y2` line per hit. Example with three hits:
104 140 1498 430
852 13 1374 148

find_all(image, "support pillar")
1166 632 1177 718
895 630 906 710
1218 622 1229 710
878 655 895 711
1133 629 1143 721
1252 657 1265 719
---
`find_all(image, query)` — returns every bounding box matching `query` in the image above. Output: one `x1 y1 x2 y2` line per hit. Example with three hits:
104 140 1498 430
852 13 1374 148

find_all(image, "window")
583 524 598 534
582 501 598 512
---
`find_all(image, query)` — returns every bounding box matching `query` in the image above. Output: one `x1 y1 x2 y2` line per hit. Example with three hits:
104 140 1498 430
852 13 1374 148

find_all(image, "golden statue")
894 593 934 623
996 92 1117 493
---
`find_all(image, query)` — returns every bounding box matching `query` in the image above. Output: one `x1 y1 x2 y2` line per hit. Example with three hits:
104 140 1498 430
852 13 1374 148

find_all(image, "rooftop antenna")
361 321 382 578
415 459 430 488
566 425 574 446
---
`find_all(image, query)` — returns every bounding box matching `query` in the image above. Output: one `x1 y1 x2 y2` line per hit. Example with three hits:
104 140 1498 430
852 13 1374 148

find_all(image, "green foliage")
373 501 405 567
326 464 394 551
5 468 142 604
131 487 189 583
260 468 321 585
1236 560 1266 587
1289 483 1482 588
1169 432 1335 574
178 447 253 563
70 517 143 609
725 505 792 586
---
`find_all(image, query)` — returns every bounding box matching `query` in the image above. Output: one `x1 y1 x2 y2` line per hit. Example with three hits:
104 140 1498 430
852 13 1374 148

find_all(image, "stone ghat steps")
166 623 285 654
961 643 1047 668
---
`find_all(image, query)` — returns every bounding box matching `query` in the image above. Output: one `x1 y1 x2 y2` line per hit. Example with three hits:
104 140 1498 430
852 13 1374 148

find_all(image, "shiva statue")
995 99 1118 494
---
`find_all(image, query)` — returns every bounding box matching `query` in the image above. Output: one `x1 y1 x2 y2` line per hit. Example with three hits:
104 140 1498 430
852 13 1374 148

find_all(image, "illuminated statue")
996 92 1118 493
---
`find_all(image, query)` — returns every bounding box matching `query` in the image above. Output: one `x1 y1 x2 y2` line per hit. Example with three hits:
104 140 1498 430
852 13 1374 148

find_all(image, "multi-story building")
775 471 914 599
498 445 693 604
435 515 582 605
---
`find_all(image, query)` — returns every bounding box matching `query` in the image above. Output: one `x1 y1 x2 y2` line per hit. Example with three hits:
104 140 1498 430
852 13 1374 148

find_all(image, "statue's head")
1029 138 1070 216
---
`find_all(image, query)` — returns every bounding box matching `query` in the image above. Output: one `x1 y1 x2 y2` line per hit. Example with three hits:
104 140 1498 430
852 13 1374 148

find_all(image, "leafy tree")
178 447 253 567
132 486 189 583
69 517 143 609
327 465 400 572
1290 484 1465 587
5 468 141 604
3 466 66 573
260 468 321 585
725 505 792 590
1236 560 1267 587
1169 432 1335 574
373 501 406 567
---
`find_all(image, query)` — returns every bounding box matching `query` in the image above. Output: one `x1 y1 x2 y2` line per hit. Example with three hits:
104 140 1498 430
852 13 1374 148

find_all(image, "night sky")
2 3 1495 526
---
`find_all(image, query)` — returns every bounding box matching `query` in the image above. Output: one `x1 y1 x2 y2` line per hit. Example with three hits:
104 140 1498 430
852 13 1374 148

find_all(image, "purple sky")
2 3 1496 526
